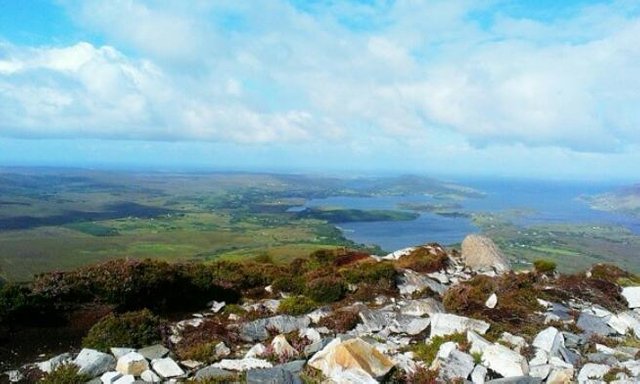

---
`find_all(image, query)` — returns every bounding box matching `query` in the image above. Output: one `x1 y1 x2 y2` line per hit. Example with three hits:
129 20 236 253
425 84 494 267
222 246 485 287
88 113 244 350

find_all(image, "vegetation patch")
278 296 319 316
394 246 449 273
305 276 346 303
41 364 90 384
82 309 164 352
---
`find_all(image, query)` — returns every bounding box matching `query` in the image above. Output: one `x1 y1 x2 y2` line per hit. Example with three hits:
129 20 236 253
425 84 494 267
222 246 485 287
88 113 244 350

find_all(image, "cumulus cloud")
0 0 639 152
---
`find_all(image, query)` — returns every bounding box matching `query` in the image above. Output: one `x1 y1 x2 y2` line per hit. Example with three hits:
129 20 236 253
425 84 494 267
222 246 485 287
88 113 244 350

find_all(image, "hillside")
585 185 640 217
1 236 640 383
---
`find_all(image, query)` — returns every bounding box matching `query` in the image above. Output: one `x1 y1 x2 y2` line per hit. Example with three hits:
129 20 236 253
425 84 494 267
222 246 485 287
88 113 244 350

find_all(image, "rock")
299 328 322 343
529 364 551 379
245 343 267 358
430 313 490 338
140 369 161 382
577 363 610 382
532 327 564 355
500 332 527 353
546 367 574 384
467 330 492 354
113 375 135 384
137 345 170 360
577 312 616 336
37 352 72 373
389 315 430 335
215 342 231 359
5 370 23 383
461 234 511 273
622 286 640 308
271 335 298 358
438 349 475 381
471 364 488 384
306 307 331 323
482 343 529 378
485 378 541 384
115 352 149 376
241 315 310 342
209 300 226 313
307 337 395 382
381 247 416 260
246 367 301 384
211 358 273 371
359 309 396 333
74 348 116 378
278 360 306 374
194 366 236 380
485 293 498 309
399 298 444 317
110 348 136 360
562 332 586 349
397 269 447 295
609 311 640 337
100 371 122 384
558 346 580 366
150 357 185 378
436 341 458 360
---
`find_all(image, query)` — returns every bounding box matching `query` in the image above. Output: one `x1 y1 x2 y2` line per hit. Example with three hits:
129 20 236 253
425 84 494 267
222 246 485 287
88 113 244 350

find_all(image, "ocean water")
296 178 640 252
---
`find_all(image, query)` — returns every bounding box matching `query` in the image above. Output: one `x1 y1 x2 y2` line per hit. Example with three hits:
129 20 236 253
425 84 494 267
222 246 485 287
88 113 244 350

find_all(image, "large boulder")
308 338 395 382
622 286 640 308
430 313 490 338
461 234 511 273
482 343 529 378
73 348 116 378
115 352 149 376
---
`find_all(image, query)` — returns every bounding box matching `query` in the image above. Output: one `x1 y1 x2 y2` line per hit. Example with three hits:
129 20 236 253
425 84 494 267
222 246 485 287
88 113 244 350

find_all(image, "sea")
292 178 640 252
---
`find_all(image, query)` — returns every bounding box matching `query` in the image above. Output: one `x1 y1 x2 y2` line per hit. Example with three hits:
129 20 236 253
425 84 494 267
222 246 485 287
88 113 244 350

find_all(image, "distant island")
581 184 640 217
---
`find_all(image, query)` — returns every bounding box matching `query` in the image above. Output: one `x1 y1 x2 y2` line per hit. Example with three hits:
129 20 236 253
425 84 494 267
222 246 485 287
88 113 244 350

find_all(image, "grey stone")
137 345 169 360
430 313 490 338
562 332 586 349
140 369 161 382
586 353 619 365
622 286 640 308
241 315 310 342
439 350 475 381
73 348 116 378
278 360 306 374
399 298 444 317
246 367 302 384
577 363 610 382
150 357 185 378
194 366 236 380
461 234 511 273
558 346 580 366
482 343 529 378
359 309 396 332
471 365 487 384
485 378 542 384
532 327 564 355
389 315 430 335
36 352 72 373
397 269 447 296
577 312 616 336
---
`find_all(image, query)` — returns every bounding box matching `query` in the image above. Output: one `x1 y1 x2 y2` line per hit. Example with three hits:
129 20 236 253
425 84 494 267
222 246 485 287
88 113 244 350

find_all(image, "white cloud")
1 0 639 154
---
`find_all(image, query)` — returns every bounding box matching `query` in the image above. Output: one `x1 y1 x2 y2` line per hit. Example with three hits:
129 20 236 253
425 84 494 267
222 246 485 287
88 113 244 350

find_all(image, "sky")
0 0 639 180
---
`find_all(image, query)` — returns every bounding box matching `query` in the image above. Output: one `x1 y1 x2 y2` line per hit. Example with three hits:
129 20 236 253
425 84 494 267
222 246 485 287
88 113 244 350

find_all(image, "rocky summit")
3 239 640 384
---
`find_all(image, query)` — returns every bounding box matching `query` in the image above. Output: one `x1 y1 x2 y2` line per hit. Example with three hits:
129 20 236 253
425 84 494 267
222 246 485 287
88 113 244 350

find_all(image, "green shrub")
410 333 467 365
340 261 397 285
317 310 360 333
41 364 90 384
278 296 318 316
305 276 346 303
0 283 59 326
533 259 557 274
178 341 220 363
394 247 449 273
82 309 163 351
272 275 306 295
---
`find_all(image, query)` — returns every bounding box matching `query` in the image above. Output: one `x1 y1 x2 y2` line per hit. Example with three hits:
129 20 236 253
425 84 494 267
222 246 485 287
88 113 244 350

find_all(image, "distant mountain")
583 184 640 216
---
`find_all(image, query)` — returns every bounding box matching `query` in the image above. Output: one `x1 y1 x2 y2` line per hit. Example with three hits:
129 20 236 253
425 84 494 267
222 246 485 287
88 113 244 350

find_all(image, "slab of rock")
546 367 574 384
577 363 609 382
140 369 161 382
278 360 306 374
461 234 511 273
397 270 447 296
438 349 475 381
100 372 122 383
399 298 444 317
390 315 430 336
532 327 564 355
241 315 310 342
485 378 541 384
482 343 529 378
137 345 169 360
211 358 273 371
115 352 149 376
215 342 231 359
271 335 298 358
622 286 640 308
194 366 236 380
467 330 492 354
430 313 490 338
485 293 498 309
246 367 301 384
245 343 267 358
307 338 395 381
472 364 488 384
37 352 72 373
73 348 116 378
359 309 397 333
577 312 615 336
110 348 136 360
150 357 185 378
113 375 135 384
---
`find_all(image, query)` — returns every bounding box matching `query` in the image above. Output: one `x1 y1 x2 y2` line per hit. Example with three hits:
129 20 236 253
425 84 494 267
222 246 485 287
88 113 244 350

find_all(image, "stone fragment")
116 352 149 376
389 315 430 335
438 350 475 381
471 364 488 384
278 360 306 374
209 300 225 313
140 369 161 382
137 345 170 360
430 313 490 338
482 343 529 378
110 348 136 360
150 357 185 378
577 312 615 336
485 293 498 309
546 367 574 384
307 338 395 382
37 352 72 373
484 378 541 384
246 367 301 384
299 328 322 343
306 307 331 323
100 371 122 384
399 298 444 317
500 332 527 353
214 342 231 359
240 315 310 342
461 234 511 273
194 366 236 380
622 286 640 308
397 269 446 296
532 327 564 355
359 309 396 332
211 358 273 371
113 375 135 384
74 348 116 378
577 363 609 382
467 330 492 354
435 341 458 360
271 335 298 358
245 343 267 358
529 364 551 379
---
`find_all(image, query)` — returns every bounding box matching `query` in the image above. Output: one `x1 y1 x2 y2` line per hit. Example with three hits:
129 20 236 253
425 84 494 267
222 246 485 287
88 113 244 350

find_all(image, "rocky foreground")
3 235 640 383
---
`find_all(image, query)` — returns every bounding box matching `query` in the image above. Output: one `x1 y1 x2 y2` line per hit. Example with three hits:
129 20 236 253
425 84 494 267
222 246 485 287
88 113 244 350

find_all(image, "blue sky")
1 0 639 180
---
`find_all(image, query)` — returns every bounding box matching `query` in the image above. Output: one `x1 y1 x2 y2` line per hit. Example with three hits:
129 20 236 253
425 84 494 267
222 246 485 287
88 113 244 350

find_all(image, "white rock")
481 343 529 378
116 352 149 376
306 307 331 323
382 247 416 260
620 359 640 377
610 311 640 337
547 367 575 384
209 300 225 313
399 298 444 317
211 358 273 371
110 348 136 360
74 348 116 378
500 332 527 353
529 364 552 379
467 330 492 355
529 349 549 366
430 313 490 338
37 352 72 373
113 375 135 384
436 341 458 360
471 364 487 384
100 371 122 384
485 293 498 309
622 286 640 308
141 369 161 382
244 343 267 358
595 343 617 354
532 327 564 355
271 334 298 358
461 234 511 273
577 363 610 383
151 357 185 378
438 350 475 381
214 342 231 358
300 328 322 343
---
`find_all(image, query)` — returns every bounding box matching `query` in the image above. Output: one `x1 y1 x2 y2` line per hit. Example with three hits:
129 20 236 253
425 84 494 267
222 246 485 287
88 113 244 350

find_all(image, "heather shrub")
41 364 90 384
340 260 397 285
394 247 449 273
533 259 557 274
278 296 318 316
176 318 239 361
272 275 306 295
0 283 60 326
82 309 163 351
317 310 360 333
305 276 346 303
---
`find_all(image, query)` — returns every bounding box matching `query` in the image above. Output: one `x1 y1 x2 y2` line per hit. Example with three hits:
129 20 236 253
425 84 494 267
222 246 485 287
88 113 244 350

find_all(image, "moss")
41 364 90 384
278 296 318 316
533 259 557 274
82 309 163 352
305 276 346 303
602 367 631 383
178 341 220 363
